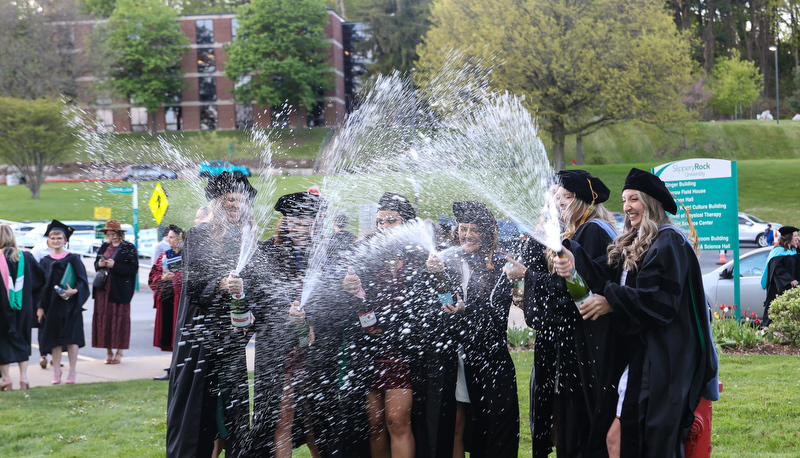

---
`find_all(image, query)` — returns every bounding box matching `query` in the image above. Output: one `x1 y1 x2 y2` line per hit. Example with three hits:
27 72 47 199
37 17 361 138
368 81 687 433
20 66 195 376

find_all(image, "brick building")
72 9 361 133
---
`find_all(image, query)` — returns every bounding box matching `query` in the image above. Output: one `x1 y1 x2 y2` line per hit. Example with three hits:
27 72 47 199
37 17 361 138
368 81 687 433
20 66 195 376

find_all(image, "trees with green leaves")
417 0 694 170
349 0 432 75
0 1 78 100
709 51 763 116
87 0 189 134
224 0 333 127
0 97 78 199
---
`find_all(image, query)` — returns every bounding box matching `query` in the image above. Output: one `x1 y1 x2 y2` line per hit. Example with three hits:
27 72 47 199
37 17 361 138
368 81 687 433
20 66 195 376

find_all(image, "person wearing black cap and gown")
243 190 325 457
426 201 519 458
553 168 718 458
167 171 257 458
505 170 623 457
340 192 444 458
36 220 90 385
761 225 800 327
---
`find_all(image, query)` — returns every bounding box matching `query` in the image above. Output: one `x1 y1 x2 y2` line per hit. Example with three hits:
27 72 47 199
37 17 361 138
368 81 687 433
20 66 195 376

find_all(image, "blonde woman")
0 224 45 390
553 168 717 458
505 170 620 457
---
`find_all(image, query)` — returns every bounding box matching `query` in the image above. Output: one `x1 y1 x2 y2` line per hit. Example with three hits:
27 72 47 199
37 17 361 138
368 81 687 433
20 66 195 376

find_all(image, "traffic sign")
149 183 169 225
94 207 112 220
107 186 133 194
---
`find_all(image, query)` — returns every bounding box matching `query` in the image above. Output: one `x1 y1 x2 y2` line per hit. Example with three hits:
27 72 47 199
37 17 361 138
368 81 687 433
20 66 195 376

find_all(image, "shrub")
768 287 800 346
507 326 535 348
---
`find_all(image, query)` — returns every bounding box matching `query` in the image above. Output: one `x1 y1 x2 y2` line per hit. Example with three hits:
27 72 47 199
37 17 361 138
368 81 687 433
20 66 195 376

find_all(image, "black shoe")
153 373 170 381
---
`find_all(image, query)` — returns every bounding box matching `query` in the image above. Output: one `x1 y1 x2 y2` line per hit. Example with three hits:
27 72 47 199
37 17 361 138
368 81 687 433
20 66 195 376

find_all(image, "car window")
746 213 766 224
740 251 770 277
738 217 748 224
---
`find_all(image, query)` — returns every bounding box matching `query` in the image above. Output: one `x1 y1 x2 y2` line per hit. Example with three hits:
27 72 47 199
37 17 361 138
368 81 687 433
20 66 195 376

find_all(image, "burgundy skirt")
370 353 412 391
91 287 131 350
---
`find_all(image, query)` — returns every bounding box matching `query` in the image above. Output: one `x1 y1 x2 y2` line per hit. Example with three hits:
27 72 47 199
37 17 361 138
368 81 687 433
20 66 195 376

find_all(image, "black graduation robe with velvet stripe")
0 251 45 364
565 226 717 458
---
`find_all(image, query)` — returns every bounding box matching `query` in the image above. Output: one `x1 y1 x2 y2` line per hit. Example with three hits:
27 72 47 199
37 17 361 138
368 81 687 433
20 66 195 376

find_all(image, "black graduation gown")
166 223 251 458
38 253 90 353
565 226 717 458
763 253 796 326
244 237 318 456
441 251 519 458
0 251 45 364
522 220 622 458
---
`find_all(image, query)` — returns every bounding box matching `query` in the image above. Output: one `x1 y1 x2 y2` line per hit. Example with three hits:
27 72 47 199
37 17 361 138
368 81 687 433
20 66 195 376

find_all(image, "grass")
1 352 797 457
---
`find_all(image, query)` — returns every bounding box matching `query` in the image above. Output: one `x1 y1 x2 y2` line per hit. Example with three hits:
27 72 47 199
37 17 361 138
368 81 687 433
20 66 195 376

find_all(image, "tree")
0 1 78 100
78 0 117 17
224 0 333 127
708 51 763 116
349 0 432 75
0 97 78 199
87 0 189 134
416 0 694 170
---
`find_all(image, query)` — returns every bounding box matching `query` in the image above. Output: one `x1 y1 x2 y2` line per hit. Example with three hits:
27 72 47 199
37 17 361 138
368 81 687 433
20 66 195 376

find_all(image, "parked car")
738 212 781 247
199 160 251 178
611 212 625 232
702 247 771 319
121 164 178 182
9 222 40 241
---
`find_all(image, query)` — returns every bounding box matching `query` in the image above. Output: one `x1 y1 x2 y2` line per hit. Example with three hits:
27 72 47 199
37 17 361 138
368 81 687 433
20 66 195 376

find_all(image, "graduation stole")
0 250 24 311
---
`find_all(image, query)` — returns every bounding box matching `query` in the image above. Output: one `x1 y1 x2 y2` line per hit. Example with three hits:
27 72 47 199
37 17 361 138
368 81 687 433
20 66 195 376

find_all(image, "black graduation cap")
204 171 257 201
452 201 497 236
778 225 799 237
623 168 678 215
378 192 416 221
274 192 323 219
44 219 75 241
557 169 610 204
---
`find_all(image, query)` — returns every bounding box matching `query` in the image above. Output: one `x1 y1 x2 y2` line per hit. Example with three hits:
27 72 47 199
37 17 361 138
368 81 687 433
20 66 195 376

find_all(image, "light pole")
769 45 779 125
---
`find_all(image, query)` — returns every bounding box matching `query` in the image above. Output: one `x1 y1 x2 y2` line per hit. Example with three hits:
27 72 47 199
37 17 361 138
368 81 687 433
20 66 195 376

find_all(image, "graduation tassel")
671 191 700 253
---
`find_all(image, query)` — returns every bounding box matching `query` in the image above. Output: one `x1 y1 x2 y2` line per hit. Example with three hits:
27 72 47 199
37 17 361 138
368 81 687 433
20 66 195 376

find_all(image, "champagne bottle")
556 250 592 309
229 273 252 327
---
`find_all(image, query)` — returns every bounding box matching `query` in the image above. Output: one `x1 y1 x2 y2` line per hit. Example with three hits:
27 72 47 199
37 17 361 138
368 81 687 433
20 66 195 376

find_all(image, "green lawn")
0 352 797 457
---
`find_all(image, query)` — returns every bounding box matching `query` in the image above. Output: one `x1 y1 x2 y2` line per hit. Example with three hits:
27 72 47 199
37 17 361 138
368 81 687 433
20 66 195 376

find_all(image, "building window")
235 103 253 129
307 100 325 127
199 77 217 102
197 48 216 73
196 19 214 44
130 107 148 132
97 109 113 130
165 107 182 131
200 105 218 130
231 18 239 39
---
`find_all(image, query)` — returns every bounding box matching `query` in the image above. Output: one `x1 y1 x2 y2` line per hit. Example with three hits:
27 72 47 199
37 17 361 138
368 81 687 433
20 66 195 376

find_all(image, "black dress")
439 250 519 458
522 220 622 457
38 252 90 353
0 251 45 364
166 223 251 458
565 226 717 458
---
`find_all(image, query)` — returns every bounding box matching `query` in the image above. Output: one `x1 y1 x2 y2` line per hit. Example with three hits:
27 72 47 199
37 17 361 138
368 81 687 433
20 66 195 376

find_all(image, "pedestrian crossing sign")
149 183 169 225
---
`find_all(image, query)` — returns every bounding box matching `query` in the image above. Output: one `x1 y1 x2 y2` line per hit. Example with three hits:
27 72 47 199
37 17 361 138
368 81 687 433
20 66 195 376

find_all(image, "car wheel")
756 234 767 247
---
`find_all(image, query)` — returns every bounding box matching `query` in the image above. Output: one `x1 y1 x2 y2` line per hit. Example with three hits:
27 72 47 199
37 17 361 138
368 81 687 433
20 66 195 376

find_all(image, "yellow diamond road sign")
149 183 169 225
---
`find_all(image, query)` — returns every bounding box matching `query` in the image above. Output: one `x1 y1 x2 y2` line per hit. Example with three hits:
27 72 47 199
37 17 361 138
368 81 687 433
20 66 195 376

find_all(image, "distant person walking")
0 224 46 391
92 220 139 365
765 224 775 246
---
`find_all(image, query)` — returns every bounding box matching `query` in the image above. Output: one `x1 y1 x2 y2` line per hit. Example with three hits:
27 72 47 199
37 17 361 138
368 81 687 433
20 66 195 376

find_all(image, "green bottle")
556 250 592 309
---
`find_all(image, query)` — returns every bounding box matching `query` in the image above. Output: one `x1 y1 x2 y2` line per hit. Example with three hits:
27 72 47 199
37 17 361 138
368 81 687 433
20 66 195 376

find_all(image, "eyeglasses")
376 217 399 225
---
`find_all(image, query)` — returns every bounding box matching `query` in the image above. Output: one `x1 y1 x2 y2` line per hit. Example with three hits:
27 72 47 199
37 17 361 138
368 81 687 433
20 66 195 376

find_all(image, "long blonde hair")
0 225 20 262
561 198 616 240
607 191 670 271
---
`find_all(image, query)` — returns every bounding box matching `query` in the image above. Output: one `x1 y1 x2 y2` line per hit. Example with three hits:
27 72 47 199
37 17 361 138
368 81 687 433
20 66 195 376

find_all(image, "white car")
702 247 771 319
738 212 781 247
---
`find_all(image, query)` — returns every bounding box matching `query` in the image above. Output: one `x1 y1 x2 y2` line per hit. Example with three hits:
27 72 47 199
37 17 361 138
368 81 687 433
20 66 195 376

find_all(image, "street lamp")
769 45 779 125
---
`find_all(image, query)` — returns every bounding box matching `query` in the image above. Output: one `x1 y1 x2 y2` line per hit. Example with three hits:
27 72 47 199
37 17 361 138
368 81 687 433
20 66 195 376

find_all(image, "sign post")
653 159 740 319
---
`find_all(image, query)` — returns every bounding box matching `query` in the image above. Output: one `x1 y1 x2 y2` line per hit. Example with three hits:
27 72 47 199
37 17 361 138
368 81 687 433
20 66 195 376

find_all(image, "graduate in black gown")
0 224 45 391
760 225 799 327
426 201 519 458
554 168 718 458
36 220 90 386
167 172 256 458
